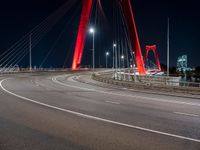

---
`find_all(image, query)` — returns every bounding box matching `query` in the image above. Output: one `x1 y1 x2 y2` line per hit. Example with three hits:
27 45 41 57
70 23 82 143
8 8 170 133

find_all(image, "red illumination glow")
72 0 161 75
121 0 146 75
72 0 93 70
144 45 161 71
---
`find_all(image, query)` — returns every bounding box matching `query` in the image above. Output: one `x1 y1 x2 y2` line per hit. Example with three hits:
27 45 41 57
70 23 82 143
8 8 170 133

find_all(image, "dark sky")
0 0 199 68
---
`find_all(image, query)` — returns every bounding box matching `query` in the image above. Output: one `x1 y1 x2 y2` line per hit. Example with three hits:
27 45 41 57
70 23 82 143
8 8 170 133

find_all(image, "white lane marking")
1 79 200 143
53 76 200 107
30 80 34 84
105 101 120 105
122 88 127 90
30 80 40 87
174 112 199 117
73 76 79 79
35 82 41 87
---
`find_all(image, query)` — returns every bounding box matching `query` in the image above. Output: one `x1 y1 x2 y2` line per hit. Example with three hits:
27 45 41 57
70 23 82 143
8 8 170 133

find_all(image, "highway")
0 71 200 150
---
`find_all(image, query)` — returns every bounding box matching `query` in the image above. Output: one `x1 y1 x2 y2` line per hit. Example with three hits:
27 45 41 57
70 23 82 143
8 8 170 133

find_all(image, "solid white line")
105 101 120 105
174 112 199 117
1 79 200 143
53 76 200 107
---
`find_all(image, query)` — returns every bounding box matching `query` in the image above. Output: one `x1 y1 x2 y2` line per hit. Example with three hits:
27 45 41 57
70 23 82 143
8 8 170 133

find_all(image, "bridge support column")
121 0 146 75
72 0 93 70
72 0 147 75
144 45 161 71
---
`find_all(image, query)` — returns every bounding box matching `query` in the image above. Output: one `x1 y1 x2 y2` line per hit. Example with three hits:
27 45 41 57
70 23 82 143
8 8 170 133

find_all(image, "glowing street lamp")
89 28 94 34
89 27 95 73
106 52 109 69
113 43 117 69
121 55 125 70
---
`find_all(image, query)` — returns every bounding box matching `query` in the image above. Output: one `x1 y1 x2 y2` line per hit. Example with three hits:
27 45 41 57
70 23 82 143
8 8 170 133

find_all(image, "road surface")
0 72 199 150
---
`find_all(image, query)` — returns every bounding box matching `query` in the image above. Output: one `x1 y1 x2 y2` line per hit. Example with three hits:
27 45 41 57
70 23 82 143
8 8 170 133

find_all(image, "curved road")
0 72 200 150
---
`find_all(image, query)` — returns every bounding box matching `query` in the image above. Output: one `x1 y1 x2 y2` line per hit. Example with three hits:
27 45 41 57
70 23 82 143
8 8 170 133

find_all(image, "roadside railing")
92 71 200 95
0 68 92 75
113 72 200 88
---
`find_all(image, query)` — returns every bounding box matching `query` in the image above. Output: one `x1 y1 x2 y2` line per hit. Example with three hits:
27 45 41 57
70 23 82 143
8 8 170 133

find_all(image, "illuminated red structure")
72 0 93 70
120 0 146 74
144 45 161 71
72 0 157 75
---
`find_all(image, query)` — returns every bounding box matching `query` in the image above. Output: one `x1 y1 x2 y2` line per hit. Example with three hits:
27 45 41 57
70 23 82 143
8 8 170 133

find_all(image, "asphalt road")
0 72 200 150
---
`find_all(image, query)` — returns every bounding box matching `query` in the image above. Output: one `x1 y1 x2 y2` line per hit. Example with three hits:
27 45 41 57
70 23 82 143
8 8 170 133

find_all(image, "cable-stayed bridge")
0 0 161 75
0 1 200 149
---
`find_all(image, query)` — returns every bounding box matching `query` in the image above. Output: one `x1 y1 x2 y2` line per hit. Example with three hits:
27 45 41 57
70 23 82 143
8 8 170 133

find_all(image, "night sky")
0 0 199 68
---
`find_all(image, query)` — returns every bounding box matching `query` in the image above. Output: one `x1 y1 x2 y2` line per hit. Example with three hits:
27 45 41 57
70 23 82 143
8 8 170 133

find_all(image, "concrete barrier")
92 73 200 96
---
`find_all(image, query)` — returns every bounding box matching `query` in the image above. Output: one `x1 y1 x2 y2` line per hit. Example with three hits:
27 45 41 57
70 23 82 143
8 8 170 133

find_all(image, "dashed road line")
105 101 120 105
174 112 199 117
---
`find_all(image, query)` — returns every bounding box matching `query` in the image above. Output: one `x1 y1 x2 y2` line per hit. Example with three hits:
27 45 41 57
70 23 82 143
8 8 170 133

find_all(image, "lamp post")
113 43 116 69
121 55 125 80
167 18 170 77
113 43 117 78
89 28 95 74
133 51 136 82
121 55 125 69
29 33 32 72
106 52 109 69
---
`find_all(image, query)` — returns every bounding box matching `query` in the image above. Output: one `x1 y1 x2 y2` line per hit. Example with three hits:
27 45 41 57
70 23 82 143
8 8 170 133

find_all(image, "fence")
114 72 200 88
92 71 200 95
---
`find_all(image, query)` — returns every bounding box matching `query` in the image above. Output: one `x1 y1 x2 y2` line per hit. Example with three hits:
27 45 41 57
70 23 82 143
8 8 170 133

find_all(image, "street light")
89 27 95 74
106 52 109 69
29 33 32 72
121 55 125 68
113 43 117 69
113 43 118 79
113 43 116 70
89 28 94 34
132 51 136 82
121 55 125 80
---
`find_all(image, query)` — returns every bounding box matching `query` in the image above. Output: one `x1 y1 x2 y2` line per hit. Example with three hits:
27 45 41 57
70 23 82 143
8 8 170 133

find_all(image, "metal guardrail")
0 68 92 75
0 68 109 75
114 72 200 88
92 72 200 95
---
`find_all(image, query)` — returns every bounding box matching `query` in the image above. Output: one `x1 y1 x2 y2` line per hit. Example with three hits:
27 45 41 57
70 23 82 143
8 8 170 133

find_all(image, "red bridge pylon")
72 0 93 70
144 45 161 71
72 0 160 75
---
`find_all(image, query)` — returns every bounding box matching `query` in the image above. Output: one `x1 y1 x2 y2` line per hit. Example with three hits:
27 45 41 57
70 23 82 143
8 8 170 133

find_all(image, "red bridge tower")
72 0 150 75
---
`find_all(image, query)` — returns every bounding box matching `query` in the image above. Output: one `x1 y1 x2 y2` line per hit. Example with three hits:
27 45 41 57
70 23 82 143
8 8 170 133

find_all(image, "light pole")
113 43 116 69
133 51 136 82
106 52 109 69
121 55 125 80
113 43 117 78
29 33 32 72
167 17 170 77
89 28 95 74
121 55 125 68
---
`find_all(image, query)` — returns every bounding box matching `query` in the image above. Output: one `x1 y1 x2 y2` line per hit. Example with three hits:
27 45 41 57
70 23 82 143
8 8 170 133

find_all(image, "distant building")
177 55 192 72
